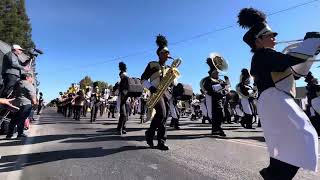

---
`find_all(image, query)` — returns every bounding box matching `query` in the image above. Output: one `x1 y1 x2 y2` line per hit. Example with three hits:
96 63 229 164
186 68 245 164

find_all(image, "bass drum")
173 83 193 100
127 77 144 97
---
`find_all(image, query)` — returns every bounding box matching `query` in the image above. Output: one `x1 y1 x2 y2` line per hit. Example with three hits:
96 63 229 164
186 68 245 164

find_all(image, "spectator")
0 98 19 109
6 73 37 139
1 44 31 98
37 92 43 114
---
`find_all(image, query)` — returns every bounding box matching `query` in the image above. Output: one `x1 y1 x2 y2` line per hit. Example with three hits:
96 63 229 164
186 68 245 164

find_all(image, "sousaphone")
208 52 229 72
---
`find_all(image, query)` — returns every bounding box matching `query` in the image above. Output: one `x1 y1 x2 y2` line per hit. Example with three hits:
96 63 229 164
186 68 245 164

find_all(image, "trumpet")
279 38 320 71
276 39 303 44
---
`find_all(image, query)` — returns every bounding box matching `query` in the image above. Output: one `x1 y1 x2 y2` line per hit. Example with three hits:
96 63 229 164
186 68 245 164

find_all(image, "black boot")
174 118 180 130
169 120 174 127
257 119 262 127
211 127 226 137
157 142 169 151
145 130 154 148
202 117 206 124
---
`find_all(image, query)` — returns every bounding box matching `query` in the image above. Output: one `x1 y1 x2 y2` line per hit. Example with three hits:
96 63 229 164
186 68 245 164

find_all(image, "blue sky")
25 0 320 102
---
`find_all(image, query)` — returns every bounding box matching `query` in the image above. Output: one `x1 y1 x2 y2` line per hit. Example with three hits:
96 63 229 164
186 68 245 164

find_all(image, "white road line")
216 138 320 160
216 138 266 149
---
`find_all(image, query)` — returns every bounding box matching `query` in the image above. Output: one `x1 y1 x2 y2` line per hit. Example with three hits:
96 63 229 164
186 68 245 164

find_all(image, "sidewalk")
0 111 41 180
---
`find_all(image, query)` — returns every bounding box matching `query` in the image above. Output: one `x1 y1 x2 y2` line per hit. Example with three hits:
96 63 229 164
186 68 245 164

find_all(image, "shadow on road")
0 108 266 174
0 145 148 173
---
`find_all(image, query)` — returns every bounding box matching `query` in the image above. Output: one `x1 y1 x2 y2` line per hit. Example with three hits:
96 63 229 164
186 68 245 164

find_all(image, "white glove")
290 38 320 57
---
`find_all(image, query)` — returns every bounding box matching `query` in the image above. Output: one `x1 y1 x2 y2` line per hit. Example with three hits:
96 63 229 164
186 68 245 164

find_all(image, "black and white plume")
119 62 127 72
237 8 266 29
156 34 168 49
206 58 216 70
240 68 251 82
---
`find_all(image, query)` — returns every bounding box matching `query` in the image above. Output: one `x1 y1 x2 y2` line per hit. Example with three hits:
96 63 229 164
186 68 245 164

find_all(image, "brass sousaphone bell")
208 52 229 72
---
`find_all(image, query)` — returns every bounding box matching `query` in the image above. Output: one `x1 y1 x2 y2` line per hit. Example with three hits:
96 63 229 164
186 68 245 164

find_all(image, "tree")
79 76 93 90
93 80 108 91
0 0 34 48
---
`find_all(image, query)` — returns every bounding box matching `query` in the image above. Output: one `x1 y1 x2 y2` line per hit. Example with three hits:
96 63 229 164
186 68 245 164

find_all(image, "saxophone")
146 58 182 109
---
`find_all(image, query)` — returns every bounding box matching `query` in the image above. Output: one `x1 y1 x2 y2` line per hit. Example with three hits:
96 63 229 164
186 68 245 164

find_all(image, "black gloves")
304 32 320 40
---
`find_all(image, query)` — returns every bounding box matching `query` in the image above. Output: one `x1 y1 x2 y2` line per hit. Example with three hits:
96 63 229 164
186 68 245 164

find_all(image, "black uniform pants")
146 96 169 144
37 104 42 115
261 158 299 180
99 103 105 116
224 104 232 123
242 113 253 129
108 105 116 118
212 106 224 131
117 99 128 131
82 104 87 116
7 104 32 137
90 103 100 122
63 104 68 117
2 74 19 98
74 105 82 121
67 103 72 117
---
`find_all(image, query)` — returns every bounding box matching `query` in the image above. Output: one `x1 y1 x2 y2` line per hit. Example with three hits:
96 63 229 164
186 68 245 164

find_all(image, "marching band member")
57 92 63 113
90 86 101 122
99 90 108 117
238 7 320 179
139 89 149 123
66 91 74 118
107 95 117 118
252 82 260 127
236 69 255 129
305 72 320 115
83 86 92 117
200 57 227 137
223 76 232 124
199 89 211 124
73 90 86 121
169 96 180 130
190 95 200 121
62 92 69 117
305 72 320 135
117 62 130 135
141 34 171 150
102 89 110 116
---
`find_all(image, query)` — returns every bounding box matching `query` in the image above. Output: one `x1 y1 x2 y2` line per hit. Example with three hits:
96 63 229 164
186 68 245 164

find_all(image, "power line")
266 0 319 16
46 0 319 73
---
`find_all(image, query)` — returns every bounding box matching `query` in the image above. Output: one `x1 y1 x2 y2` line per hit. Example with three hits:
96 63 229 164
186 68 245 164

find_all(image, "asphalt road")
0 107 319 180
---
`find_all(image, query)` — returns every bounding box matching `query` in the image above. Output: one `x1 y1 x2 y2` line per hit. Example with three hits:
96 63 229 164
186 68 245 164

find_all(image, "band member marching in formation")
305 72 320 135
223 76 232 124
83 86 92 117
73 90 86 121
199 89 211 124
139 89 149 123
90 86 101 123
200 54 228 137
141 34 172 150
238 7 320 179
169 95 180 130
236 68 256 129
117 62 130 135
